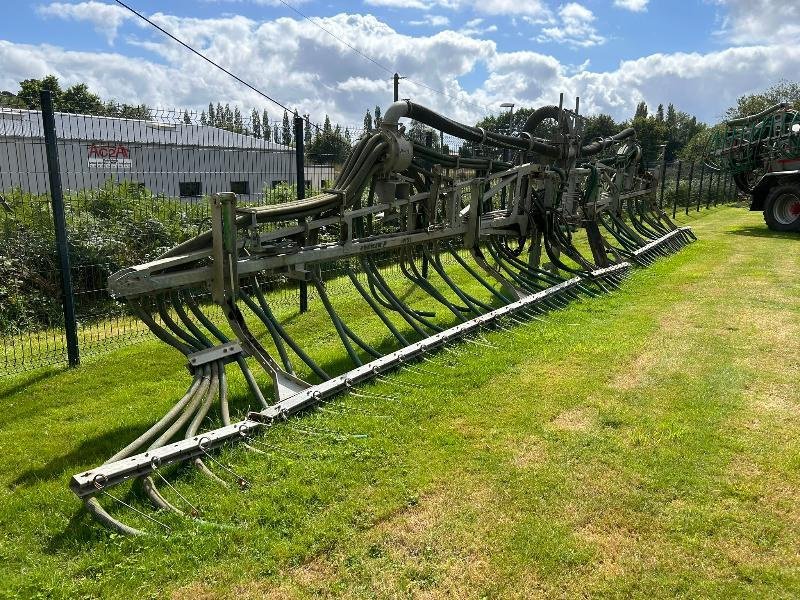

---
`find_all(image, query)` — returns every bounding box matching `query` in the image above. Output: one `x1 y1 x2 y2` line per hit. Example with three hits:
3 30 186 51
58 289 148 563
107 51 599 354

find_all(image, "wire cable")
113 0 323 132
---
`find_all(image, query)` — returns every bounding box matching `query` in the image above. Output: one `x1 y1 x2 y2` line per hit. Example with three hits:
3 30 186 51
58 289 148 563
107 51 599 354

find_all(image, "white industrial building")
0 108 335 200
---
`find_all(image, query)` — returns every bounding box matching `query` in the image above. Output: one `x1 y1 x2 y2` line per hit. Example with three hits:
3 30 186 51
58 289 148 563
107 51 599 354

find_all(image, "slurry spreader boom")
705 102 800 231
71 98 694 534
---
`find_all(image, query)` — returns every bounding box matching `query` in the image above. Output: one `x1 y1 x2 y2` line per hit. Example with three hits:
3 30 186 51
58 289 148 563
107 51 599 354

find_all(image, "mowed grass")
0 205 798 598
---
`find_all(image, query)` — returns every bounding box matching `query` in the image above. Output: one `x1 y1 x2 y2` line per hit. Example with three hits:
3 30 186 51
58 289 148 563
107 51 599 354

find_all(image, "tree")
233 107 243 133
61 83 104 114
724 79 800 119
665 103 677 131
183 110 192 125
282 110 292 145
223 104 233 129
216 102 224 127
306 127 351 164
374 105 382 128
251 109 261 138
344 127 352 145
200 110 207 126
262 110 269 137
17 75 63 108
363 110 373 133
323 114 332 134
273 124 279 143
655 103 664 122
208 103 215 125
634 101 648 119
584 114 619 141
304 115 312 144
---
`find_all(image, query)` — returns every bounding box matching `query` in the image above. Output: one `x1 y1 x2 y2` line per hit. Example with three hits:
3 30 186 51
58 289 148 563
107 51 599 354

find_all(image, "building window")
230 180 250 195
179 181 202 197
272 179 287 189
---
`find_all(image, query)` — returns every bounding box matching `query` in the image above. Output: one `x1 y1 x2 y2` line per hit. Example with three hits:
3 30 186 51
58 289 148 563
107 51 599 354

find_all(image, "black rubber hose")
403 102 560 157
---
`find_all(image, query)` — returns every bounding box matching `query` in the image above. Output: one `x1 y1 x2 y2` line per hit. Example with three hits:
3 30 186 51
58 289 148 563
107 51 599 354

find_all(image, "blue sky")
1 1 798 125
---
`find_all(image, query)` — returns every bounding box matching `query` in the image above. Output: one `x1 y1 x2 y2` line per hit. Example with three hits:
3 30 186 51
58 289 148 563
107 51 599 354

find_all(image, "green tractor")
706 103 800 231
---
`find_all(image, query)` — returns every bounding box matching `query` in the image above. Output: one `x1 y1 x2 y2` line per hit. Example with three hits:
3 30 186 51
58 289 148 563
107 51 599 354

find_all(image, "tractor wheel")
763 183 800 232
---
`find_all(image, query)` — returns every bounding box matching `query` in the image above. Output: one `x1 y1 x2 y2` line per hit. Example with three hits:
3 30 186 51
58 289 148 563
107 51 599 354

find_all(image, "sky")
1 0 799 127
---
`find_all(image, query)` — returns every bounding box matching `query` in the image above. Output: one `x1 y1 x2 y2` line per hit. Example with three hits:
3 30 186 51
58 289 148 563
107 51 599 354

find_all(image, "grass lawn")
0 205 798 599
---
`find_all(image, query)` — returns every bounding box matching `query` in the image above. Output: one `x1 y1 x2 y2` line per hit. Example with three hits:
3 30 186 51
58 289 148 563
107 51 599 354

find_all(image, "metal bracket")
187 342 244 368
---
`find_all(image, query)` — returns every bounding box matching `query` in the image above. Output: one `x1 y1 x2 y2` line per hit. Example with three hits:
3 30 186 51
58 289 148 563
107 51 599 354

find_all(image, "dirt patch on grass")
510 437 547 468
550 406 597 432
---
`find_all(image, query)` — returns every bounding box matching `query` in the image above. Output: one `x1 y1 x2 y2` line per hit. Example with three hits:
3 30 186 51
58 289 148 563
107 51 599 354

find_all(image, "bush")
0 180 211 333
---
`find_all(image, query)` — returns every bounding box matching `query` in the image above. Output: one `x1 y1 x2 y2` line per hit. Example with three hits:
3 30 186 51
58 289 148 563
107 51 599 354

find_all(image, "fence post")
714 169 722 206
672 160 682 218
659 158 667 209
41 90 80 368
685 161 695 216
294 114 308 313
696 162 705 212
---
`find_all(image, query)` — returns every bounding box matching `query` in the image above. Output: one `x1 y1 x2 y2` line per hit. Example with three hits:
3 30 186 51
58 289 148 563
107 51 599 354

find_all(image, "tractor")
706 103 800 232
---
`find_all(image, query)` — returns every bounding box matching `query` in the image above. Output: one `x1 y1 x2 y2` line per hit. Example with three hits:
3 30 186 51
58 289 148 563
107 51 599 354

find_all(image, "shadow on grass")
726 226 798 238
0 366 67 401
10 424 144 488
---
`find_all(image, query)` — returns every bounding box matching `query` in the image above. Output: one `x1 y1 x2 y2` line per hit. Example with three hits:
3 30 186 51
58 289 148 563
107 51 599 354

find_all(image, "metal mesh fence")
0 98 336 373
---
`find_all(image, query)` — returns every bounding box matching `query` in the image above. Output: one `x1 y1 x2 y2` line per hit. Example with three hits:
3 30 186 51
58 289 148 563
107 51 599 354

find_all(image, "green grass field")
1 205 798 599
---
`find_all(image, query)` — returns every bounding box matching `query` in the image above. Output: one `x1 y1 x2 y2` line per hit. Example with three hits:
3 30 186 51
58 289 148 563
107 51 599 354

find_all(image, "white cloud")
537 3 605 48
408 15 451 27
36 1 132 44
715 0 800 44
613 0 648 11
10 3 800 129
364 0 551 18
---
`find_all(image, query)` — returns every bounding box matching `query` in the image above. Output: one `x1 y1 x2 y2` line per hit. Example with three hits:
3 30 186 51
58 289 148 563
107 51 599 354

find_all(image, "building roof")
0 108 290 151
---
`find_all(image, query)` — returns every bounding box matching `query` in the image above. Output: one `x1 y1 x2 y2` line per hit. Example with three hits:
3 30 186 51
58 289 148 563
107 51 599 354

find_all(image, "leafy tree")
183 110 192 125
61 83 104 114
363 110 373 132
282 110 292 146
262 110 269 137
665 103 677 131
306 126 351 164
584 114 619 141
223 104 233 129
634 101 648 119
216 102 224 127
724 79 800 119
17 75 63 108
208 103 215 125
200 110 207 126
273 124 280 144
655 103 664 122
323 114 332 134
233 107 243 133
251 109 261 138
0 91 25 108
304 115 312 144
344 127 352 145
374 105 382 128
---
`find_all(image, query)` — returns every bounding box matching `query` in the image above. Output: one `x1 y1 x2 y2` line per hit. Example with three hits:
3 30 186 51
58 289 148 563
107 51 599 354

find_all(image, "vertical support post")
714 168 722 206
41 90 79 368
294 114 308 313
393 73 400 102
696 162 705 212
659 158 667 209
685 161 695 216
706 170 714 209
672 160 682 219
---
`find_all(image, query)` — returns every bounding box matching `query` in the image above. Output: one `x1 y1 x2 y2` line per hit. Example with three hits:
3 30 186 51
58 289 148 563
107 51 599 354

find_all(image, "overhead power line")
113 0 323 131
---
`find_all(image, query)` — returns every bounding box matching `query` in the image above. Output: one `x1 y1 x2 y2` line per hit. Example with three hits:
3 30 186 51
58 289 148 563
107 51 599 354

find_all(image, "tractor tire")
763 183 800 232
